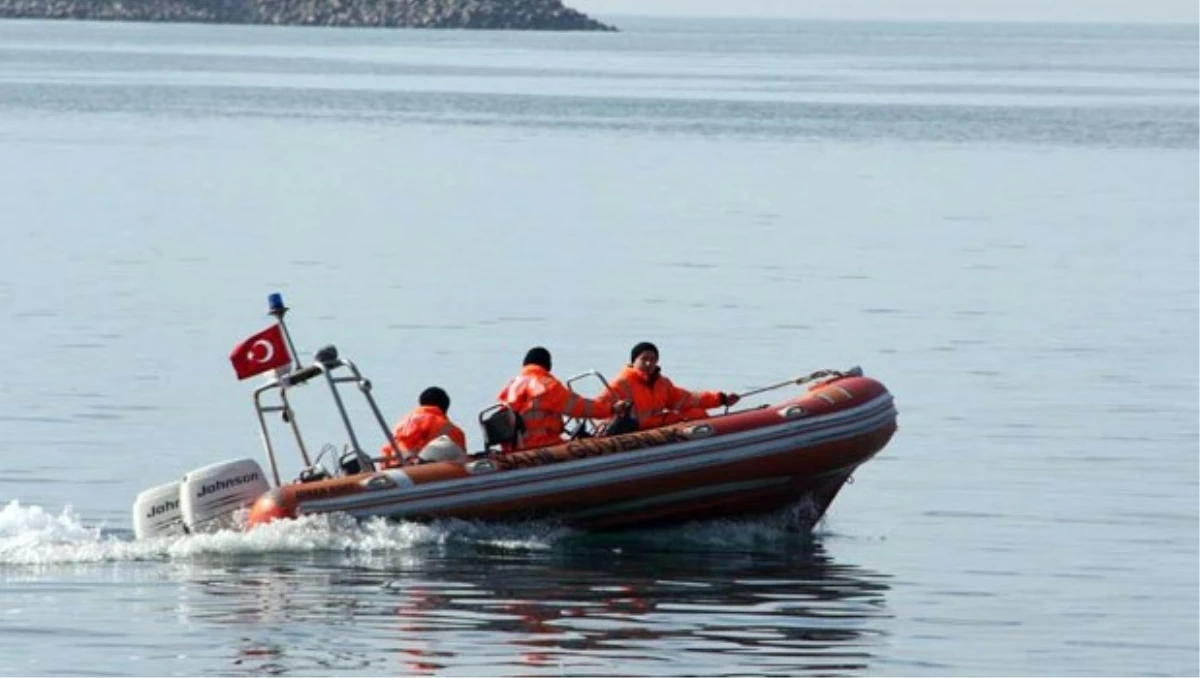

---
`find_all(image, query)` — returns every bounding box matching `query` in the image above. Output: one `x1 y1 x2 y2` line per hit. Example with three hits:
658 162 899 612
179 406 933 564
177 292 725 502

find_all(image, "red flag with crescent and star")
230 324 292 380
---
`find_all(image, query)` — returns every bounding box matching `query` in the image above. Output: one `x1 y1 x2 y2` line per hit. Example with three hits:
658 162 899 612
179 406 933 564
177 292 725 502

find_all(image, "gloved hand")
720 392 741 407
612 400 632 417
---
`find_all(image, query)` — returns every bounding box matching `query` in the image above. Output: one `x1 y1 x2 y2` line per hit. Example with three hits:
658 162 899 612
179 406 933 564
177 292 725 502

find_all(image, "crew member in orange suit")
496 347 629 451
599 341 740 431
380 386 467 467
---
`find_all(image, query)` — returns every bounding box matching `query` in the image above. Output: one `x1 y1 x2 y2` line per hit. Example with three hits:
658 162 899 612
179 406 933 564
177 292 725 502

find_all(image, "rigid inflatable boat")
131 295 898 538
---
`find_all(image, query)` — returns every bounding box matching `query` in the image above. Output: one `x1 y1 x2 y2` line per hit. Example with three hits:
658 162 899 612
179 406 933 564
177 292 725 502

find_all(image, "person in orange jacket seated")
598 341 740 432
380 386 467 468
496 346 630 451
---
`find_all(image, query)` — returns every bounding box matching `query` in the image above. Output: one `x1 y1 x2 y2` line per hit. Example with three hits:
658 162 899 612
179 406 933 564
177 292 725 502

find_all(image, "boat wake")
0 498 833 566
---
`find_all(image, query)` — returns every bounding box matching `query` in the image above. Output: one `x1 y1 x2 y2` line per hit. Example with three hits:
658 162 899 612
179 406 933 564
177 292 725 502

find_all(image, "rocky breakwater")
0 0 617 30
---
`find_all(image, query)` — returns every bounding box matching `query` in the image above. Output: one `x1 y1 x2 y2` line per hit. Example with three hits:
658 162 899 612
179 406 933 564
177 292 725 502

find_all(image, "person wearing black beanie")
597 341 741 431
496 346 630 451
629 341 658 365
418 386 451 413
523 346 552 371
380 385 467 468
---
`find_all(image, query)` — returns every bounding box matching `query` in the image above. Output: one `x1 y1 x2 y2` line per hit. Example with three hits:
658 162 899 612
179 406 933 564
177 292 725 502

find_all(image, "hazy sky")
572 0 1198 24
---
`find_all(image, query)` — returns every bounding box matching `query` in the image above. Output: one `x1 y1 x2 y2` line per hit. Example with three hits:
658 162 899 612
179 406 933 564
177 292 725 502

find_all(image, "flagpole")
267 292 302 368
262 293 312 470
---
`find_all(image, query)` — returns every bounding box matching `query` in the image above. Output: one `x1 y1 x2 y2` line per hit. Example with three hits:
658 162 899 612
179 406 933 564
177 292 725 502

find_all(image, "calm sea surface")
0 15 1196 677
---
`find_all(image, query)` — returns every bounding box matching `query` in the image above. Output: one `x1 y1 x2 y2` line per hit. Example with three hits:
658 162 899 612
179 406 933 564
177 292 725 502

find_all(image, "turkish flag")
230 324 292 380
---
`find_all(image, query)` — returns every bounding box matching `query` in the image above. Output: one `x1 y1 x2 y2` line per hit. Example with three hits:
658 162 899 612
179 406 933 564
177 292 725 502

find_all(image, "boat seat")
478 403 524 450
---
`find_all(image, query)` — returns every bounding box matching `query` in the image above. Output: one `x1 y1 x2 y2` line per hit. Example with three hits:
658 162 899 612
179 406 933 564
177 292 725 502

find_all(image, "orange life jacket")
599 365 722 430
496 365 613 450
380 405 467 467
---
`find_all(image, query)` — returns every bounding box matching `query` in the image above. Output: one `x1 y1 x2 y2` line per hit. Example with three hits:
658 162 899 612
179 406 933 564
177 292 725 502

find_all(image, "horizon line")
581 11 1199 27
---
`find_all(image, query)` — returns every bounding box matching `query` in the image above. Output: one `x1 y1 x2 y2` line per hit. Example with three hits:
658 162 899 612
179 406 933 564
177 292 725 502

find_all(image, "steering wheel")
562 369 615 442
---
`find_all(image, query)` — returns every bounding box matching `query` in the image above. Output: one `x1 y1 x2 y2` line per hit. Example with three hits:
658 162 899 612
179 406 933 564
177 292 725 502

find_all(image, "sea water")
0 16 1196 676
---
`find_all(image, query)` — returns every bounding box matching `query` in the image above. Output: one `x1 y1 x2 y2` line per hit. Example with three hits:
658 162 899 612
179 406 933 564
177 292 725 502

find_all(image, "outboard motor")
179 458 271 533
132 480 186 540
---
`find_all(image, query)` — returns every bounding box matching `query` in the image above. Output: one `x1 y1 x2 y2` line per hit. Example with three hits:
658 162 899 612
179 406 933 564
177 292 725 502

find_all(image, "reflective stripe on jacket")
598 365 722 430
380 405 467 467
496 365 613 450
